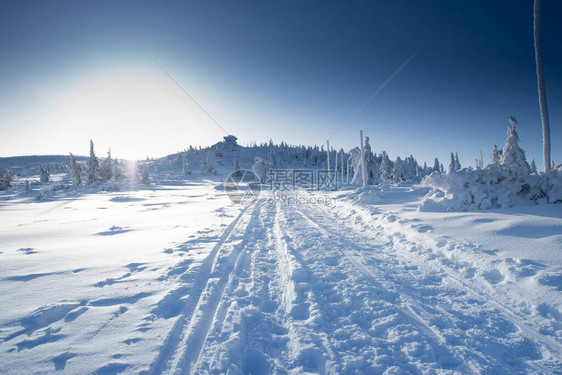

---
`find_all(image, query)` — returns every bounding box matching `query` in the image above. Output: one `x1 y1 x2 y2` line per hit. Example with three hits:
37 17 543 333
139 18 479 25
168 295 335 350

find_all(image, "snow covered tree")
69 153 82 185
454 152 461 170
140 163 150 184
500 116 530 174
534 0 551 173
112 160 125 182
0 169 13 190
393 157 407 181
233 158 241 177
252 157 268 183
100 149 113 182
447 152 456 174
269 149 277 170
363 137 380 184
479 150 484 169
39 164 50 183
491 145 500 164
530 159 538 174
403 155 418 181
350 137 379 185
350 148 362 184
201 153 216 175
380 151 393 181
181 154 191 177
130 162 141 184
432 158 440 173
87 140 100 184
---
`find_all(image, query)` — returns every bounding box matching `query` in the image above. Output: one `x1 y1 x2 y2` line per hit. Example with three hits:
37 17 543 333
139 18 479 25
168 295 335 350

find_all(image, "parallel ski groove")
284 202 468 373
149 202 259 374
315 197 562 362
292 194 557 372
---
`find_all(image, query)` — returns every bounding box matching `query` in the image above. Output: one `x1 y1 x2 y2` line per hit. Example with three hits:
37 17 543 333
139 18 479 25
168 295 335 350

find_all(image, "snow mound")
421 165 562 212
347 187 382 205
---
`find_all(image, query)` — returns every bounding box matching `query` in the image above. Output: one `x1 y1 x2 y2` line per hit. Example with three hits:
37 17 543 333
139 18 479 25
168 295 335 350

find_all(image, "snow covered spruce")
422 117 561 211
0 129 560 206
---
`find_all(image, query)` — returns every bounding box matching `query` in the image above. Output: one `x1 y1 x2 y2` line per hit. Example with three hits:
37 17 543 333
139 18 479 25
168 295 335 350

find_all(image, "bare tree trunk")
534 0 551 173
360 130 367 187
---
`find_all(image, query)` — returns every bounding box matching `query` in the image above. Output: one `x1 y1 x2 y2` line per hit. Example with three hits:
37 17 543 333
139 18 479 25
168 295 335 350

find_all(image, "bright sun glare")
55 71 216 159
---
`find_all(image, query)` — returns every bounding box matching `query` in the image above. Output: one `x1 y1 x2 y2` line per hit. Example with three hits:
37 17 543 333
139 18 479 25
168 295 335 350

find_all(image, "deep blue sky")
1 0 561 168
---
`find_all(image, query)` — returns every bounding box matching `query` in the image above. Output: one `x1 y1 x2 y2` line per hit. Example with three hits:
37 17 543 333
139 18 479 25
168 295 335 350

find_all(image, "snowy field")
0 176 561 374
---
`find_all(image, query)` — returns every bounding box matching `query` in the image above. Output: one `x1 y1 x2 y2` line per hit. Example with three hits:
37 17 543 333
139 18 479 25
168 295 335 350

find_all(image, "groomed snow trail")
152 192 560 374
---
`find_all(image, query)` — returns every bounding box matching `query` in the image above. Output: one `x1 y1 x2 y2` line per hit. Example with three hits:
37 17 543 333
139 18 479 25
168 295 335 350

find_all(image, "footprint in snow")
536 303 562 322
88 292 152 307
93 273 132 287
16 327 65 351
538 273 562 291
52 352 76 371
64 306 89 322
95 362 129 375
507 258 546 278
413 224 432 233
482 268 505 284
126 262 147 272
290 303 310 320
110 196 145 203
96 226 132 236
4 271 63 282
18 247 38 255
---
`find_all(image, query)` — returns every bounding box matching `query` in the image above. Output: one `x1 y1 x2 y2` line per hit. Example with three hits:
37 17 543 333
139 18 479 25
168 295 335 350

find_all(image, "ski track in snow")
149 191 561 374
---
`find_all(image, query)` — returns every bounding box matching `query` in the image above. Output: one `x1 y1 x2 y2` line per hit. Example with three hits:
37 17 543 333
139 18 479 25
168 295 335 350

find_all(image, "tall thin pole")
360 130 367 187
334 148 338 189
327 140 331 180
534 0 551 173
341 150 345 185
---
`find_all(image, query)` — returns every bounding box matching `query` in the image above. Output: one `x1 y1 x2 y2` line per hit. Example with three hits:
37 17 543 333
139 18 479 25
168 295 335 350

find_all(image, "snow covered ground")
1 177 561 374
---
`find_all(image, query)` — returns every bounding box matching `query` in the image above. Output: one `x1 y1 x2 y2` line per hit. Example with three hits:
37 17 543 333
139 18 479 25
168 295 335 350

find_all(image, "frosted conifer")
252 157 268 183
491 145 500 164
100 149 113 182
454 152 461 170
500 117 530 174
141 163 150 184
69 153 82 185
530 159 538 174
433 158 440 173
87 140 100 184
447 152 456 174
40 164 51 183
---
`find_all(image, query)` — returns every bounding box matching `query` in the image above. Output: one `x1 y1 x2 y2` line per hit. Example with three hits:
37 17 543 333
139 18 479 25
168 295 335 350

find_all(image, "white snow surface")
1 176 561 374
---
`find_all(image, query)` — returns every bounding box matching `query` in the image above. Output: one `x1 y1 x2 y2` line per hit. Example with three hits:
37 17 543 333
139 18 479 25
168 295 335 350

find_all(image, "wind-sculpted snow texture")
1 183 560 374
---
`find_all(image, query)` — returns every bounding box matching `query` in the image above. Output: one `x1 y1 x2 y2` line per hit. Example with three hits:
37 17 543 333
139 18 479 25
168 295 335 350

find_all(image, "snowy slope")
152 188 561 374
0 155 561 374
0 181 243 373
